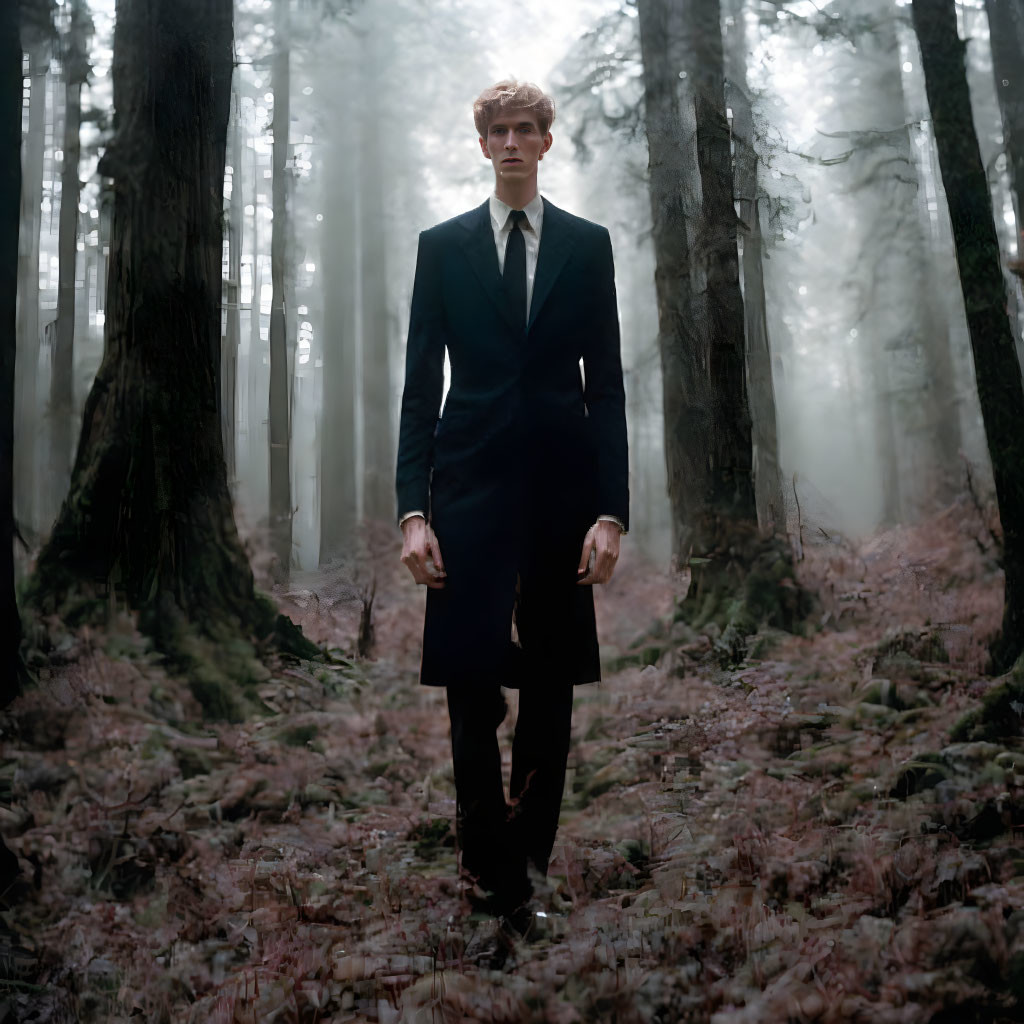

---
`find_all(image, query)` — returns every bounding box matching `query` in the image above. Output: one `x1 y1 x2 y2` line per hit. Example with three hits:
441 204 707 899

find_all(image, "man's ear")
479 136 491 159
540 132 553 159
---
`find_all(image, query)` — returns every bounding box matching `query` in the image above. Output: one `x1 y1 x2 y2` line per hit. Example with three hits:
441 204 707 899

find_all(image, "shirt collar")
489 191 545 235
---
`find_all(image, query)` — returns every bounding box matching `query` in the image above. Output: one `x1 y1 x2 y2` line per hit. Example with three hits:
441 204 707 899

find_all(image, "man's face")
479 107 553 183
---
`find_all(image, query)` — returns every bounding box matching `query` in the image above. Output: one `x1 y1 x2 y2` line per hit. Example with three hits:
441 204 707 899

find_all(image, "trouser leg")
445 683 528 906
509 683 574 876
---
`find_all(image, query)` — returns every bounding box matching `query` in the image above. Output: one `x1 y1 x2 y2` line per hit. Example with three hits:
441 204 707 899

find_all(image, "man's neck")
494 177 539 211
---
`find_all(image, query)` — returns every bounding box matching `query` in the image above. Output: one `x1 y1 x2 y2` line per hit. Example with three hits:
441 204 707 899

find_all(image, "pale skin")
400 106 622 589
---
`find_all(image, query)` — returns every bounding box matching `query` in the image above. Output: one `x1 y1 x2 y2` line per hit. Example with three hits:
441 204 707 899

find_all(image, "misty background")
13 0 1023 578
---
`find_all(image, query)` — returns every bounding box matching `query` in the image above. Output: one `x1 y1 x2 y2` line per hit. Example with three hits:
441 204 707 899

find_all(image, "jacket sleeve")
583 227 630 532
395 230 446 526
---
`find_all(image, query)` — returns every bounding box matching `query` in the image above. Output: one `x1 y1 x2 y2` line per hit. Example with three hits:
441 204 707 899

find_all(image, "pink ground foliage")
2 495 1022 1022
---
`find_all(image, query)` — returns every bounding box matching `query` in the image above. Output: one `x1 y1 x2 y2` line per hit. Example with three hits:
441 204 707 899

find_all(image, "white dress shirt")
399 191 626 536
489 191 544 323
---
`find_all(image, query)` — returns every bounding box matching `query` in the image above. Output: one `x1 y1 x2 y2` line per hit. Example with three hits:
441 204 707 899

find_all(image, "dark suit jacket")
395 197 629 688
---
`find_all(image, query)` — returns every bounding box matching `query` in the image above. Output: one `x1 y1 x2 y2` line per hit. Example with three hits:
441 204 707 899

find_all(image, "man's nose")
504 135 518 149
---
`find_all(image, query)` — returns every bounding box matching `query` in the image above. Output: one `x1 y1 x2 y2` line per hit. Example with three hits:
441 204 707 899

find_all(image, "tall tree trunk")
847 0 960 518
724 0 785 535
28 0 312 676
246 133 263 491
14 35 48 541
912 0 1024 671
985 0 1024 246
640 0 809 644
687 0 758 551
223 87 242 488
637 0 701 569
49 0 89 511
268 0 292 582
358 36 393 524
319 110 358 564
3 0 24 699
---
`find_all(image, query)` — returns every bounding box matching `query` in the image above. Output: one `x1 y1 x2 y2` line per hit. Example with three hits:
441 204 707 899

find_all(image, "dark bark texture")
639 0 760 572
29 0 309 665
3 0 24 699
689 0 758 546
913 0 1024 670
637 0 701 568
268 0 292 582
725 0 785 534
638 0 810 647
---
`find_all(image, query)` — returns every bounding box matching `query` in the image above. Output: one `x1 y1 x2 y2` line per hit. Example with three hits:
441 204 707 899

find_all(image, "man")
395 80 629 934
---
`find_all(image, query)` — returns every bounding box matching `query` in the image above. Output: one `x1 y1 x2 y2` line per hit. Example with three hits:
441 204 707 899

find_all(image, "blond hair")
473 79 556 137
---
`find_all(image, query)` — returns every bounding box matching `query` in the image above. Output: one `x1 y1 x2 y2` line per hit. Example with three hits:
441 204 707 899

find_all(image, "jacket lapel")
457 200 520 333
528 197 576 332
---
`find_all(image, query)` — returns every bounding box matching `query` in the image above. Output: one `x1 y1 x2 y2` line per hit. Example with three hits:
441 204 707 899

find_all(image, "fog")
13 0 1024 578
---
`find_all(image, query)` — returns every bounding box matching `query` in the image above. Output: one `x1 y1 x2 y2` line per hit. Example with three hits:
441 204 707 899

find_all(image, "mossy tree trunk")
912 0 1024 671
28 0 314 676
3 0 23 701
639 0 808 651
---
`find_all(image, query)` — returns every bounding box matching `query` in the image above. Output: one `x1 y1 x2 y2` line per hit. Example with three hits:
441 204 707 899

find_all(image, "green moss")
951 656 1024 741
282 724 319 747
890 753 951 798
175 746 212 779
187 672 245 722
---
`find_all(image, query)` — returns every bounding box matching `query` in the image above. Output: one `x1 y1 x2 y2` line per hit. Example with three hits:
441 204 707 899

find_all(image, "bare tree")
223 88 243 488
358 29 393 524
636 0 702 570
724 0 785 535
268 0 293 583
4 0 25 700
912 0 1024 671
319 81 359 564
14 3 51 538
48 0 91 509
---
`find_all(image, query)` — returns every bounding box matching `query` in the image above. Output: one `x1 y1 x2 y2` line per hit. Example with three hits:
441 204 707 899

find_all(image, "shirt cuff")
597 514 627 536
398 510 426 527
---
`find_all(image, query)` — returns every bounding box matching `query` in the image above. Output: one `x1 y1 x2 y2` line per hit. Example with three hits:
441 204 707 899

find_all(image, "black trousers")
446 681 574 908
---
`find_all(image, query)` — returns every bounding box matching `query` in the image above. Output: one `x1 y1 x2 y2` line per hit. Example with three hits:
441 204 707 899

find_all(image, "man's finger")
428 533 446 575
577 530 595 575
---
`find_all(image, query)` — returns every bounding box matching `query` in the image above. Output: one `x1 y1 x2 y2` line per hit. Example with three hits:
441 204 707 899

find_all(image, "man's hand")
576 519 622 585
401 516 447 588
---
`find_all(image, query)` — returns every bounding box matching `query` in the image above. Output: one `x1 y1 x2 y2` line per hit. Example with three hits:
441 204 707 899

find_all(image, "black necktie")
503 209 528 332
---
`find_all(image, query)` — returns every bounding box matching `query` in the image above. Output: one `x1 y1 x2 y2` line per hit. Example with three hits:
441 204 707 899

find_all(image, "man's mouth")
503 158 522 163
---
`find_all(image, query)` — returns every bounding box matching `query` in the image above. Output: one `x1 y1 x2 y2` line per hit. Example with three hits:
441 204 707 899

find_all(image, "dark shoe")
462 873 532 919
499 896 542 941
463 881 500 916
464 918 514 969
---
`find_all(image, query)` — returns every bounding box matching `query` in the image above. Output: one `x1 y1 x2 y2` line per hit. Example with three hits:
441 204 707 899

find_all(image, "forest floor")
2 494 1023 1023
